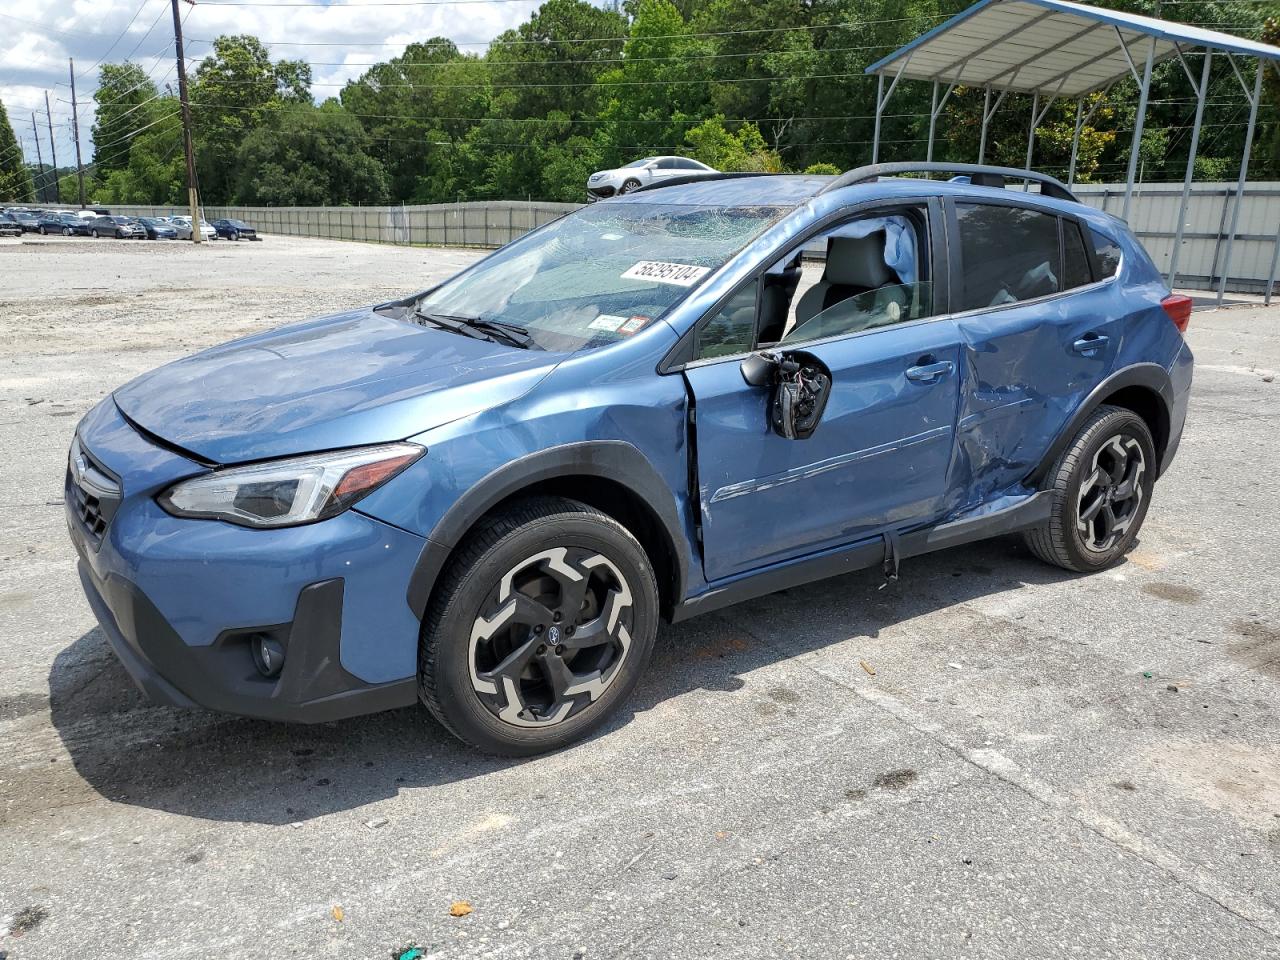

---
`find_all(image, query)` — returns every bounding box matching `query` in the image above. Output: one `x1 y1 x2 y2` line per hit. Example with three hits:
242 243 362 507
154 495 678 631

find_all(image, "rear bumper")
1160 339 1194 476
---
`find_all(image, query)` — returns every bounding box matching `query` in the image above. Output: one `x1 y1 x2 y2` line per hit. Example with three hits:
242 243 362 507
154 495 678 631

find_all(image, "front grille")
67 436 122 546
587 185 616 199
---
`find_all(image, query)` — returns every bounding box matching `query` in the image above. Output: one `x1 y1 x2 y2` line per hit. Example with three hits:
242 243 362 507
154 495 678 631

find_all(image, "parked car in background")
211 218 260 241
587 156 718 200
78 208 111 221
65 162 1192 756
38 213 92 236
89 216 146 239
0 213 22 237
10 209 41 232
136 217 179 240
171 216 217 241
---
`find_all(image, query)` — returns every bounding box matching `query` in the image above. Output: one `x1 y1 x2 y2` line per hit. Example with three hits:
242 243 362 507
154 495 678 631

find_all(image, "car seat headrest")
824 233 896 288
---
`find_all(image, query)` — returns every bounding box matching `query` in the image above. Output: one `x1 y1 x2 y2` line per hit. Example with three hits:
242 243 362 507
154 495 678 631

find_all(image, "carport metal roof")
864 0 1280 304
865 0 1279 97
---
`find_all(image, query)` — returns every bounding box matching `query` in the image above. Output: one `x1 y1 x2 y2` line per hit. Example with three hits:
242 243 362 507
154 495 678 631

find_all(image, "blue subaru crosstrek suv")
67 163 1193 755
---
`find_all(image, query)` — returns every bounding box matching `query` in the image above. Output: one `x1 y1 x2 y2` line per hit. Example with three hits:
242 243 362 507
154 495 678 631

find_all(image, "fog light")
251 635 286 678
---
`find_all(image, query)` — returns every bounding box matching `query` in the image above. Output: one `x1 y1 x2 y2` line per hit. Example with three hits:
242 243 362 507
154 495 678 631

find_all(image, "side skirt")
670 490 1051 623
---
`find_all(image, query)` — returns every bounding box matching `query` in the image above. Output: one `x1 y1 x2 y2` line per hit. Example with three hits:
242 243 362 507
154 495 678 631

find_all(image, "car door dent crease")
709 424 953 504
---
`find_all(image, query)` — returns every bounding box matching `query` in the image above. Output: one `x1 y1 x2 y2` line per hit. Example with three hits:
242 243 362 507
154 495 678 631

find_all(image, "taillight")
1161 294 1193 334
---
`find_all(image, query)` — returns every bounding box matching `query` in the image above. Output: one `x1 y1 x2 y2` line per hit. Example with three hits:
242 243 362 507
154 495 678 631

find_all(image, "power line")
185 15 952 49
85 0 159 73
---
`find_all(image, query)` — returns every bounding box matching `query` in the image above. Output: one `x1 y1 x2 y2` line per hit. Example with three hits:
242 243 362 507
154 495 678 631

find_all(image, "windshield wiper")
415 309 540 350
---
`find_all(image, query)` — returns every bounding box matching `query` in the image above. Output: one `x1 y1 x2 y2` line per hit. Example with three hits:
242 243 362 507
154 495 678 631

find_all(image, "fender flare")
1027 362 1174 487
405 440 690 619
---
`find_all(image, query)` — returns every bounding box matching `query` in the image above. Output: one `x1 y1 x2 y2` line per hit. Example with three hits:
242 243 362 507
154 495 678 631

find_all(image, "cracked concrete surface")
1 234 1278 958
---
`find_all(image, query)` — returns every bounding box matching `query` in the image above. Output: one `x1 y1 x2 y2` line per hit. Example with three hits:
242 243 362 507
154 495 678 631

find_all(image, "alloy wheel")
469 547 634 727
1076 434 1145 552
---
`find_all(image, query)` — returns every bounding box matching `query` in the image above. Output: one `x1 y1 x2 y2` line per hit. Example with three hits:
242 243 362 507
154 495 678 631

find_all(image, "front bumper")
67 399 426 722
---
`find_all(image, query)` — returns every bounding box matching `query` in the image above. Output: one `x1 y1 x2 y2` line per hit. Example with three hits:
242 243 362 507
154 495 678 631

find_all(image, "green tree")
91 63 158 176
684 116 782 171
233 103 389 205
0 101 35 202
189 35 313 203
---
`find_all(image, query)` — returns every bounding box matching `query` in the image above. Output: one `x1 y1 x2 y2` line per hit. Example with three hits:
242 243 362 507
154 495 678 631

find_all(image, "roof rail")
628 171 779 195
819 162 1079 203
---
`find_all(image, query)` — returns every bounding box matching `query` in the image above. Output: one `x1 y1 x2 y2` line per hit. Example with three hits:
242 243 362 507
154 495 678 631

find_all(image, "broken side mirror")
739 350 832 440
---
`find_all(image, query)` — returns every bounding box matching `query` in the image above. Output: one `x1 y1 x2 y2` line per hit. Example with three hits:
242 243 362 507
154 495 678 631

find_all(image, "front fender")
403 440 690 619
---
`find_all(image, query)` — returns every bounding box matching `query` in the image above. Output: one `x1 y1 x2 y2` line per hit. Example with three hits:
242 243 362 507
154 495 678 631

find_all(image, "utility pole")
171 0 201 242
45 91 61 204
68 59 86 208
30 114 45 204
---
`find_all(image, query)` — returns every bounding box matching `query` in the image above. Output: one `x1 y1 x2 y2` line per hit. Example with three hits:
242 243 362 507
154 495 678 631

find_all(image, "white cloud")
1 0 544 165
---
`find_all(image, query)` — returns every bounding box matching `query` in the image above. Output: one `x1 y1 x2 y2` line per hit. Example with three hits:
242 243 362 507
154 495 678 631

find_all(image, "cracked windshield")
416 202 789 351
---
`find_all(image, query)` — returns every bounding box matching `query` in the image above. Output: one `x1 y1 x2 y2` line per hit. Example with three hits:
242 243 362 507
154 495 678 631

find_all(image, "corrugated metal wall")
33 185 1280 295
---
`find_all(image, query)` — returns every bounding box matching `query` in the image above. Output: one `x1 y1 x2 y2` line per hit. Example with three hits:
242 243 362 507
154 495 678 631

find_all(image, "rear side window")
1090 228 1122 278
1062 219 1093 289
956 203 1062 311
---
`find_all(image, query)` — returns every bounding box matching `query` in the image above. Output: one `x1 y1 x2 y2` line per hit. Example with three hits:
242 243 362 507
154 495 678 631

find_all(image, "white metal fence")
1072 181 1280 296
25 184 1280 296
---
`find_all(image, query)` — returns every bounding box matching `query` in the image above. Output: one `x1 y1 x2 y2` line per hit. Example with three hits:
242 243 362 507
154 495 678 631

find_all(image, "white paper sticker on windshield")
588 314 627 331
621 261 711 287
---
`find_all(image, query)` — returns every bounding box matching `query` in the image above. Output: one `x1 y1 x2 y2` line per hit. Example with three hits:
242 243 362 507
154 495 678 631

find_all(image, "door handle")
1072 333 1110 355
905 358 954 383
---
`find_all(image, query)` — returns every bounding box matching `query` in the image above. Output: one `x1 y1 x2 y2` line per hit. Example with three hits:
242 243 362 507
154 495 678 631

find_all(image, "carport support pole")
1265 222 1279 307
1067 99 1083 187
1168 50 1212 292
1024 91 1039 188
1121 38 1156 223
1217 63 1264 306
927 81 939 162
978 86 992 163
872 74 884 164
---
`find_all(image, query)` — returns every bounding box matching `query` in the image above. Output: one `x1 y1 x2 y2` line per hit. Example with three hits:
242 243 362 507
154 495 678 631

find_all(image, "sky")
0 0 546 168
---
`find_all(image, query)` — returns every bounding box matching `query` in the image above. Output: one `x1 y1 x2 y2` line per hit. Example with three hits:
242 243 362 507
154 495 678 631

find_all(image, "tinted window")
1090 227 1122 278
956 203 1062 311
696 280 758 359
1062 219 1092 289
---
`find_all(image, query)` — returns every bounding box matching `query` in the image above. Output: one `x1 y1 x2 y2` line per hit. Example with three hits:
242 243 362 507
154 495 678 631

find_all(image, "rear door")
682 200 964 583
946 199 1125 506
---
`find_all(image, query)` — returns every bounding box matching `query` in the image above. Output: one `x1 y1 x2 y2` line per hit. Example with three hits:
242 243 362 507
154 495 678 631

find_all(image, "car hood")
112 307 561 463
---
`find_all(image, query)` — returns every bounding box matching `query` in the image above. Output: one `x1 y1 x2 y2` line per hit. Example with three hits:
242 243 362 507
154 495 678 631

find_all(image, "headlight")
158 442 424 528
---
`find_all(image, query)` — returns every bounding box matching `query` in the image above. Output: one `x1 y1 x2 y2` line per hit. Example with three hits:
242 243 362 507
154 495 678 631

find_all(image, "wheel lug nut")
552 612 563 623
537 644 547 655
534 624 544 634
555 644 565 655
565 625 575 636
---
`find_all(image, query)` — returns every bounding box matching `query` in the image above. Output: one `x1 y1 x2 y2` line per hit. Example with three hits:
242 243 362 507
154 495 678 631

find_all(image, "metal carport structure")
865 0 1280 304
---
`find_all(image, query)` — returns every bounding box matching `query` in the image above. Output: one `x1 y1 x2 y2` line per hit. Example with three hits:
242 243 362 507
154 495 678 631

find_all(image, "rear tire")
420 496 659 756
91 229 99 238
62 227 71 236
38 226 46 235
1023 405 1156 572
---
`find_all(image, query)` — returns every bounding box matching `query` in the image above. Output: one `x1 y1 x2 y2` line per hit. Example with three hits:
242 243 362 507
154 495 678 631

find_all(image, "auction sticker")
618 315 651 336
621 261 711 287
588 314 628 331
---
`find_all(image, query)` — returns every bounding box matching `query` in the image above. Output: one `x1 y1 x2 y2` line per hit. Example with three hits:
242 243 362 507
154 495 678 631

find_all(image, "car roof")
609 171 1104 220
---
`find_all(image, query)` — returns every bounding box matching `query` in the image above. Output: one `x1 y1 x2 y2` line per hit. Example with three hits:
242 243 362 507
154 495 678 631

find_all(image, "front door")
682 202 963 583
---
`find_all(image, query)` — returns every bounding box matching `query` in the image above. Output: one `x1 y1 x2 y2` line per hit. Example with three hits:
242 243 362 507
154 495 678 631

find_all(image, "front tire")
62 227 71 236
619 178 642 194
1024 405 1156 572
420 496 659 756
38 226 47 235
91 229 99 238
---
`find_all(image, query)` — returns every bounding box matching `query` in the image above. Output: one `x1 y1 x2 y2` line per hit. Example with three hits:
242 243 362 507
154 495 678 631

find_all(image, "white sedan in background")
171 216 218 241
586 156 718 200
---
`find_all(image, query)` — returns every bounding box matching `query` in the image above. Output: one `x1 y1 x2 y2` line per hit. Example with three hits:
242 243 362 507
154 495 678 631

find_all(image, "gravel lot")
1 233 1278 959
